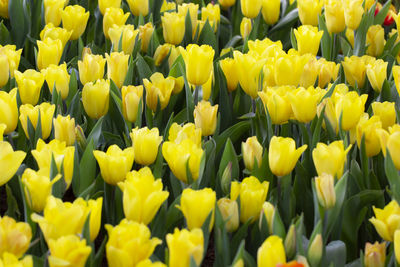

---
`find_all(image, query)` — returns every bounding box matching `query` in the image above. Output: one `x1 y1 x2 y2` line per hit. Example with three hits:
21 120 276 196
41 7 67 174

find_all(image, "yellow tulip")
42 63 70 99
108 24 139 55
297 0 323 26
395 230 400 265
241 0 261 18
87 197 103 241
153 44 175 67
172 76 184 94
240 17 252 39
178 3 199 33
40 23 72 50
393 65 400 97
0 124 5 140
0 216 31 258
366 25 385 57
0 253 32 267
61 5 90 40
137 260 166 267
261 0 280 25
0 0 8 18
44 0 66 26
233 51 264 98
103 7 130 39
78 53 106 85
308 234 323 266
324 0 345 33
317 58 340 88
53 115 75 146
219 0 235 9
370 200 400 241
346 28 355 48
364 242 386 267
130 127 163 165
269 136 307 177
356 114 382 157
14 69 44 105
294 25 323 56
217 198 239 232
0 88 18 134
378 126 400 170
161 0 176 12
261 202 275 233
315 173 336 209
179 44 214 86
138 22 155 53
0 45 22 78
287 86 321 123
82 79 110 119
242 136 263 171
259 86 294 125
126 0 149 16
99 0 121 15
121 85 143 123
48 235 91 267
167 122 202 147
178 188 216 230
202 3 220 30
0 53 9 88
193 100 218 136
230 176 269 223
162 138 203 184
372 102 396 130
257 235 286 267
106 52 129 88
37 37 64 71
343 0 364 30
31 139 75 188
106 219 161 267
312 141 351 178
21 168 61 212
19 103 55 140
162 12 185 45
219 58 239 92
143 72 175 112
366 59 387 93
274 54 309 86
166 228 204 267
334 91 368 131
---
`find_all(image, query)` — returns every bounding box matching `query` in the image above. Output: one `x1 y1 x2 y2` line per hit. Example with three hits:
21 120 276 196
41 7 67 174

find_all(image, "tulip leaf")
231 220 251 257
354 3 376 56
51 155 66 198
79 139 97 194
198 20 218 52
93 235 107 267
272 209 286 240
8 0 28 48
215 121 251 155
0 21 11 45
269 9 298 34
323 240 347 267
136 54 153 80
199 139 216 189
311 106 325 150
87 116 104 148
166 194 183 231
290 28 297 50
218 138 239 186
183 10 193 45
123 56 135 87
374 0 391 25
231 240 245 267
108 87 129 138
318 15 332 61
385 151 400 201
214 206 231 267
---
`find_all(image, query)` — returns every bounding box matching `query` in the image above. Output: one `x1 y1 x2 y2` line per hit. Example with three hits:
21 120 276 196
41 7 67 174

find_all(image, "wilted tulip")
130 127 163 165
61 5 90 40
82 79 110 119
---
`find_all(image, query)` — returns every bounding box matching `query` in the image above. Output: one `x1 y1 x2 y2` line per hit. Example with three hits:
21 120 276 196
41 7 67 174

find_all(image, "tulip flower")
261 0 280 25
0 253 32 266
143 72 175 112
269 136 307 177
343 0 364 30
287 86 322 123
0 216 32 258
82 79 110 119
172 76 184 94
366 59 387 93
78 53 106 85
324 0 345 33
233 51 264 98
193 100 218 136
98 0 121 15
297 0 323 26
259 86 294 125
317 58 340 88
0 124 5 140
153 44 175 67
364 242 386 267
217 198 239 232
219 58 239 92
103 7 129 39
87 197 103 241
378 125 400 170
231 176 269 223
138 23 154 53
315 173 336 209
356 114 382 157
257 235 286 267
372 102 396 130
0 45 22 78
19 103 55 140
179 44 214 86
53 115 75 146
14 69 45 105
167 122 202 147
48 235 91 267
202 3 220 31
0 53 9 88
106 219 161 267
393 65 400 97
162 12 185 45
242 136 263 171
106 51 129 88
219 0 235 9
240 17 252 39
40 23 72 49
122 85 143 123
108 24 139 55
366 25 385 57
126 0 149 16
130 127 163 165
44 0 66 26
274 54 309 86
61 5 90 40
240 0 261 18
370 200 400 241
395 230 400 265
0 88 18 134
178 3 199 33
261 202 275 233
335 91 368 131
308 234 323 267
42 63 70 99
294 25 323 56
161 0 175 12
166 228 204 267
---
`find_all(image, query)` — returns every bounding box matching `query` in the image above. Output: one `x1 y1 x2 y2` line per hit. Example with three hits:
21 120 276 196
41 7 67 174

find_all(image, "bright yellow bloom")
0 253 32 267
0 88 18 134
217 198 239 232
395 230 400 265
0 216 31 258
103 7 129 39
162 138 203 184
106 219 161 267
334 91 368 131
393 65 400 97
122 85 143 123
0 124 5 140
126 0 149 16
366 59 387 93
372 102 396 130
297 0 323 26
31 139 75 188
99 0 121 15
138 23 154 53
346 29 355 48
231 176 269 223
370 200 400 241
0 53 9 88
53 115 75 146
364 242 386 267
172 76 184 94
19 103 55 140
14 69 44 105
48 235 91 267
106 51 129 88
108 24 139 55
287 86 321 123
312 141 351 178
257 235 286 267
356 114 382 157
130 127 163 165
294 25 323 56
143 72 175 112
167 122 202 147
274 54 309 86
0 45 22 78
193 100 218 136
153 44 175 67
233 51 264 98
161 12 185 45
378 125 400 170
202 3 220 30
82 79 110 119
241 0 261 18
219 58 238 92
315 173 336 209
178 3 199 33
137 260 166 267
242 136 263 171
324 0 346 33
219 0 235 9
21 168 61 212
259 86 294 125
261 0 280 25
366 25 385 57
87 197 103 241
317 58 340 88
240 17 252 39
160 0 176 12
40 23 72 49
42 63 70 99
78 53 106 85
343 0 364 30
269 136 307 177
166 228 204 267
44 0 66 26
61 5 90 40
93 145 134 185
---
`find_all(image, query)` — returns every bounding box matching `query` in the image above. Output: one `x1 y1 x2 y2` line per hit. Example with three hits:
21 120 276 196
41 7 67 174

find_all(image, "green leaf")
123 56 135 86
79 139 97 195
269 9 299 33
385 151 400 201
9 0 28 48
231 220 251 257
0 21 11 45
323 241 346 267
215 121 251 154
87 116 104 147
354 3 376 56
374 0 391 25
218 138 239 188
136 54 153 80
318 15 332 61
198 20 218 53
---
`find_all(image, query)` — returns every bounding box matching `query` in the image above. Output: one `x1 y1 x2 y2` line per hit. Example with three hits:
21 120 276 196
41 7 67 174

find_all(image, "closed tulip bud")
162 138 203 183
312 141 351 178
0 253 32 266
324 0 345 33
364 241 386 267
217 198 239 232
138 22 154 53
242 136 263 171
179 44 215 86
193 100 218 136
343 0 364 31
366 59 387 93
315 173 336 209
53 115 75 146
118 167 168 224
14 69 45 105
370 200 400 241
257 235 286 267
78 53 106 85
153 44 175 67
345 29 355 48
48 235 91 267
260 202 275 233
202 3 220 30
0 141 26 186
372 102 396 130
168 122 202 147
99 0 121 15
0 45 21 79
172 76 184 94
40 23 72 49
259 86 293 125
219 58 239 92
82 79 110 119
240 17 252 39
288 87 321 123
317 59 340 89
285 225 297 259
178 188 216 230
335 91 368 131
87 197 103 241
356 114 382 157
32 139 75 188
108 24 139 55
103 8 130 39
0 216 32 258
307 234 323 267
37 38 63 71
61 5 90 40
233 51 264 98
93 145 134 185
126 0 149 16
241 0 261 18
297 0 323 26
366 25 385 57
21 168 61 212
261 0 280 25
19 103 55 140
294 25 323 56
219 0 235 9
130 127 162 165
178 3 199 33
75 125 86 149
44 0 66 26
106 219 161 267
42 63 70 99
106 52 129 88
162 12 185 45
143 72 175 112
269 136 307 177
122 85 143 123
274 54 309 86
0 88 18 134
231 176 269 223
